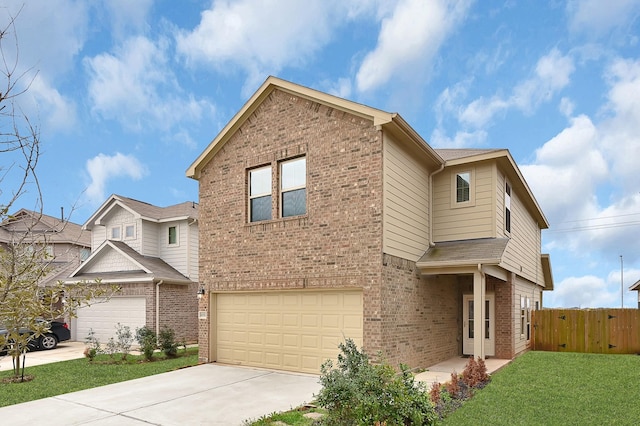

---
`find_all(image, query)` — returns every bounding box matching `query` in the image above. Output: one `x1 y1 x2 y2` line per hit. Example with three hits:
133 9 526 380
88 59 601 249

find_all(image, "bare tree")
0 9 118 381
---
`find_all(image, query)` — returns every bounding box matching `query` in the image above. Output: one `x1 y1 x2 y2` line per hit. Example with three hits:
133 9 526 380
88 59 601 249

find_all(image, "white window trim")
451 168 475 208
505 180 512 235
279 157 307 218
248 165 273 223
167 225 179 246
124 223 136 240
110 225 122 240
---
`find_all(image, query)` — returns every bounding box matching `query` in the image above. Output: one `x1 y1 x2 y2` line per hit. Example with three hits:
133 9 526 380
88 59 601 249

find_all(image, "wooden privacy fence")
532 309 640 354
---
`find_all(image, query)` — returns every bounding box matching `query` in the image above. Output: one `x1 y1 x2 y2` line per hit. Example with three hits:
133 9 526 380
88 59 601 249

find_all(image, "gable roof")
435 148 549 229
186 76 443 180
0 208 90 247
84 194 198 230
66 240 191 284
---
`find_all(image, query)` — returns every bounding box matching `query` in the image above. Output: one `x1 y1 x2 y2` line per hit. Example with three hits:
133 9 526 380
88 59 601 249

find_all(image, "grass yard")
0 348 199 407
441 351 640 425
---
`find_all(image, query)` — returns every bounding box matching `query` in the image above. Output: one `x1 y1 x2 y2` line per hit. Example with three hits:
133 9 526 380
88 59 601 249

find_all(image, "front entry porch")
415 356 511 387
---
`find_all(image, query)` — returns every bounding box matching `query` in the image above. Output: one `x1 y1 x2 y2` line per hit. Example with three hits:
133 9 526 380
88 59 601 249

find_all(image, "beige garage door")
214 290 363 374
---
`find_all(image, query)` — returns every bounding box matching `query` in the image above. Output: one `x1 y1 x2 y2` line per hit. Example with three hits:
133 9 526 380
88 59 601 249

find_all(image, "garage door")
74 297 146 343
215 290 363 374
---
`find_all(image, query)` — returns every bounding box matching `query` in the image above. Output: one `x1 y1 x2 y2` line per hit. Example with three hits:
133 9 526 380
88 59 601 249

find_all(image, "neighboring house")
63 195 199 344
630 280 640 308
187 76 554 374
0 208 91 287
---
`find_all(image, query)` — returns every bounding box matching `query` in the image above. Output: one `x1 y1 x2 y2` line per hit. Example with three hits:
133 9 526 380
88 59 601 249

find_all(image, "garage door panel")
215 290 363 374
75 297 145 343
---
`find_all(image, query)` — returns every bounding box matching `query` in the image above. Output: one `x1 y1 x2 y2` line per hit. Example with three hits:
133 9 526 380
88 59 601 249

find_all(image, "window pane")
125 225 135 238
168 226 177 244
250 167 272 196
282 188 306 217
456 172 470 202
281 158 306 190
251 195 272 222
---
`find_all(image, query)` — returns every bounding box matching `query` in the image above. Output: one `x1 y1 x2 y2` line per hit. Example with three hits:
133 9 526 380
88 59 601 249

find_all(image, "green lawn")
441 351 640 425
0 348 199 407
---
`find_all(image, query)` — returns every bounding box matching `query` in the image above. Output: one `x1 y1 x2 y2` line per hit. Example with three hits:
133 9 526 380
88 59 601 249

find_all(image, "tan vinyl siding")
432 163 494 242
382 132 431 261
159 220 189 277
142 222 159 257
514 276 541 355
498 170 544 285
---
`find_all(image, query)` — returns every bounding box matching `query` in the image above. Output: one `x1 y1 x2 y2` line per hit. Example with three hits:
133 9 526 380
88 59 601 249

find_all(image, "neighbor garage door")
74 297 146 343
215 290 363 374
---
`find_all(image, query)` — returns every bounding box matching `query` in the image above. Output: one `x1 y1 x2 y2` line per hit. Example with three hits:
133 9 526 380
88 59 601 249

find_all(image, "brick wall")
111 281 198 343
197 89 384 362
493 274 514 358
381 254 460 369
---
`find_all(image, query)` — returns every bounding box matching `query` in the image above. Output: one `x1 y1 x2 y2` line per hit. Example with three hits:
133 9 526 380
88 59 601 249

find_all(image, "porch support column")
473 265 486 360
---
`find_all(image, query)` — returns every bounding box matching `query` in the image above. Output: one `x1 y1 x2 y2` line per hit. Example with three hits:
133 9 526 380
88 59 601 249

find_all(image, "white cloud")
175 0 365 95
355 0 472 93
458 48 575 128
85 36 215 136
27 74 78 132
429 127 487 148
567 0 640 36
85 153 147 204
103 0 154 39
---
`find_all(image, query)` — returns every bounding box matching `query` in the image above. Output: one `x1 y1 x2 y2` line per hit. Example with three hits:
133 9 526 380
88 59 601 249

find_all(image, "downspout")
428 163 445 246
155 280 164 335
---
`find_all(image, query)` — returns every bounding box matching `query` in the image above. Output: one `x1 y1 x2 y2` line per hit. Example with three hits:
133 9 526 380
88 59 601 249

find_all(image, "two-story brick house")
64 195 199 343
187 77 553 374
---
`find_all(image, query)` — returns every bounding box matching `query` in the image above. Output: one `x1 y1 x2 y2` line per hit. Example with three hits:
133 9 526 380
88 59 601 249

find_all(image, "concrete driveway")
0 363 322 425
0 341 86 371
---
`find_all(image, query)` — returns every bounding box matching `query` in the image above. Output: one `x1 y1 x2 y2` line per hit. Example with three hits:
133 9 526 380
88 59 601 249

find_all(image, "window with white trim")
505 181 512 234
249 166 272 222
456 172 471 203
520 296 531 339
125 224 135 239
168 225 178 245
110 226 121 240
280 157 306 217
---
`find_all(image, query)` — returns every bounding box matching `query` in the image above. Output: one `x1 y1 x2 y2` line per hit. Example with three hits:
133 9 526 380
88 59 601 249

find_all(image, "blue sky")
2 0 640 308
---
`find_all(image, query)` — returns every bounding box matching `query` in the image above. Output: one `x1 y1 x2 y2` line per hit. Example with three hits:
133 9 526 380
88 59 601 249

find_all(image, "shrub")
316 338 436 425
115 323 134 361
461 357 490 390
84 329 101 361
158 327 179 357
135 326 157 361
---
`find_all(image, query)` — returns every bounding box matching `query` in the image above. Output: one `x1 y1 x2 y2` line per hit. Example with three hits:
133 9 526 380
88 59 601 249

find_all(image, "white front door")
462 294 495 356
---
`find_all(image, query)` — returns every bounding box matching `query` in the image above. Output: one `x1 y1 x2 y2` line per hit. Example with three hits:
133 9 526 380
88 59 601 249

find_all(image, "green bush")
316 338 435 425
158 327 179 357
135 326 157 361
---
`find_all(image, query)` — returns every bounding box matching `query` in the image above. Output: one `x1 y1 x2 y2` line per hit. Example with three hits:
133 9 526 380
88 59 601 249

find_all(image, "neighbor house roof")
186 76 444 180
84 194 198 230
66 240 191 284
630 279 640 291
0 208 90 247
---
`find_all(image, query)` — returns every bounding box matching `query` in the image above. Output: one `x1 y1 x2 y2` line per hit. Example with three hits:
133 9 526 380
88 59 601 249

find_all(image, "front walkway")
415 356 511 387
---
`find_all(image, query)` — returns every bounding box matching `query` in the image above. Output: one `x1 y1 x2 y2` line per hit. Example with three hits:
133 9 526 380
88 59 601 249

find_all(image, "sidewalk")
0 341 86 371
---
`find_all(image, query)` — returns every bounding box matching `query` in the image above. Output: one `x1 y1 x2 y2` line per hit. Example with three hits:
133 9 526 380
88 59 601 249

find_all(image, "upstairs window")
110 226 121 240
168 226 178 245
456 172 470 203
280 157 306 217
125 224 135 239
505 181 512 233
249 166 272 222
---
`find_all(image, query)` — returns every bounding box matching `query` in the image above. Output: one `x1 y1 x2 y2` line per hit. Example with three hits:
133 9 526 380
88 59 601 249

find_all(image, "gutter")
155 280 164 335
428 163 445 246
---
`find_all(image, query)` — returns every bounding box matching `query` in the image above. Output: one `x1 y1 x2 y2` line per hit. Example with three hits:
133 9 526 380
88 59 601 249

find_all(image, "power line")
546 219 640 233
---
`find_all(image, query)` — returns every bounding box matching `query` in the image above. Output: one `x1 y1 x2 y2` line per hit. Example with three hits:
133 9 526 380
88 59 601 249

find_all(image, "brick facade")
198 89 384 362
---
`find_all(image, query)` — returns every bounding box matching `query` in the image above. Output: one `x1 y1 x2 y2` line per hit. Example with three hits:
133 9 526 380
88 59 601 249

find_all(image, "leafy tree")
0 10 118 380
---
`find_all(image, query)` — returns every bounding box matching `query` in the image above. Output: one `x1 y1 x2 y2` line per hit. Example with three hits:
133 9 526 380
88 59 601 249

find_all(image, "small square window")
110 226 121 240
125 224 135 239
168 226 178 245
